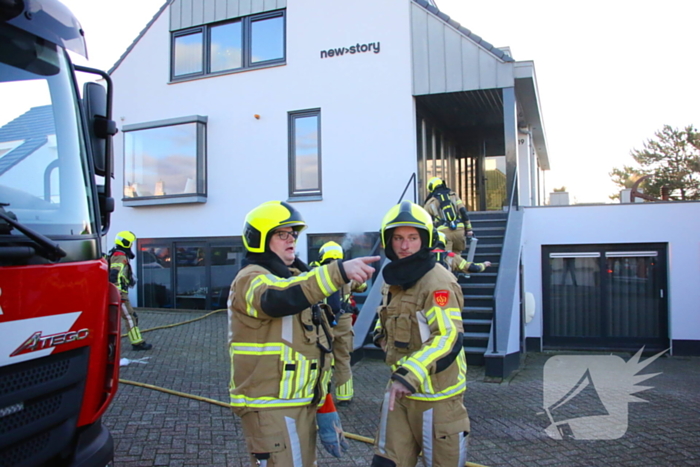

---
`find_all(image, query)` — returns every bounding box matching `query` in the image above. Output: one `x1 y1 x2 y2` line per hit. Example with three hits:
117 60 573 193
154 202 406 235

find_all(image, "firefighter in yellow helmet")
433 231 491 276
423 176 473 257
108 231 152 351
318 241 368 406
228 201 379 466
371 201 470 467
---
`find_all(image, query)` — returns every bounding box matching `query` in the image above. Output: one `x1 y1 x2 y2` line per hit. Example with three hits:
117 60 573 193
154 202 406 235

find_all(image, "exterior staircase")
460 211 507 366
356 210 508 365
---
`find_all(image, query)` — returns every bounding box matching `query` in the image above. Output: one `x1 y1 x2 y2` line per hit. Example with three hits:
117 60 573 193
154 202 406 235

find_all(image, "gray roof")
0 106 53 176
413 0 514 63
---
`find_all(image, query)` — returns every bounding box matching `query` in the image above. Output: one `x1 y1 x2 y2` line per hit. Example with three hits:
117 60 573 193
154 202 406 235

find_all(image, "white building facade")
107 0 699 377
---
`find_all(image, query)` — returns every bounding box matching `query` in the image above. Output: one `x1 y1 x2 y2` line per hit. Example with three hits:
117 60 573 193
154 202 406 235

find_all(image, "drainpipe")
518 127 536 206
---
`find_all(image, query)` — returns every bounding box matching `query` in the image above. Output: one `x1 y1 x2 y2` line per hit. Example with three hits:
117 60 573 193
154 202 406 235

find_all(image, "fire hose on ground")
119 309 489 467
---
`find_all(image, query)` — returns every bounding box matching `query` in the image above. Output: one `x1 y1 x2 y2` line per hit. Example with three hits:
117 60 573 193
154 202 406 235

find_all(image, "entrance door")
542 244 668 351
209 244 245 310
483 155 506 211
174 243 208 310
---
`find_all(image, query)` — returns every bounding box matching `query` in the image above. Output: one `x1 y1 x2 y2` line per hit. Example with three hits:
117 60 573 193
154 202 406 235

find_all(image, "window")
139 237 244 310
171 10 285 80
542 244 668 351
122 116 207 207
288 109 321 199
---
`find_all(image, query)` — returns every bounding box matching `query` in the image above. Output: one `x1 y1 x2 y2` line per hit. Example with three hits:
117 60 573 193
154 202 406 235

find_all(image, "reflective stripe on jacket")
228 261 346 410
109 251 132 293
376 264 466 401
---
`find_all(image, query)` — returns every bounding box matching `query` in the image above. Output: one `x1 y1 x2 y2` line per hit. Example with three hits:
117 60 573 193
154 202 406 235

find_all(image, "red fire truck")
0 0 120 465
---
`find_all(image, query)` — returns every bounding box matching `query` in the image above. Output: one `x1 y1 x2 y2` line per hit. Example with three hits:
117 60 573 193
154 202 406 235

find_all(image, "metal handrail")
353 173 417 352
491 171 519 354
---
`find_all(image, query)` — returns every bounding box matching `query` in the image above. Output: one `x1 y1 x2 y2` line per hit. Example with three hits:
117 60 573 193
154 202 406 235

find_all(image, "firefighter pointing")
228 201 378 466
109 231 153 351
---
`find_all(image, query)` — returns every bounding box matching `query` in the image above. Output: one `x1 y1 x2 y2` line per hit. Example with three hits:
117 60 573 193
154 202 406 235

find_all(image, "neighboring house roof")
108 0 171 75
0 106 53 176
412 0 514 63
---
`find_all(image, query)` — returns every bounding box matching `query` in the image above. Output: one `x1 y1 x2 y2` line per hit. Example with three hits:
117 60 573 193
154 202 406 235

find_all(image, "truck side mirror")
82 81 117 177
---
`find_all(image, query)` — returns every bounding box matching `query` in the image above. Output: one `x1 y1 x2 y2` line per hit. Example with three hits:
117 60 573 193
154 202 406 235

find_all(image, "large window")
139 237 244 311
542 244 668 351
122 116 207 206
171 10 285 81
288 109 321 199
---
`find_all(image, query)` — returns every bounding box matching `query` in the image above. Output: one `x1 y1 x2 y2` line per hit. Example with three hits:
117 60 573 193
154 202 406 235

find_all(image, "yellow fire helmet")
319 241 343 263
380 201 433 249
243 201 307 253
115 231 136 249
427 177 445 193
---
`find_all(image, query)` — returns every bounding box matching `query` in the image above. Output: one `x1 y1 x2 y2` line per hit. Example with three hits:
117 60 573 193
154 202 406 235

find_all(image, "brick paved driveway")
105 310 700 466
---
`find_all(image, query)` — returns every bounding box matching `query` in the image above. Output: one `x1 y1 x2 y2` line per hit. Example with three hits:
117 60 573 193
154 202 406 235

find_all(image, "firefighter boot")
132 342 153 351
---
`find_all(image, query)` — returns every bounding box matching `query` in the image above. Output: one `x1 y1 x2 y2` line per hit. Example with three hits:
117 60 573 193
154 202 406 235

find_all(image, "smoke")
340 232 376 256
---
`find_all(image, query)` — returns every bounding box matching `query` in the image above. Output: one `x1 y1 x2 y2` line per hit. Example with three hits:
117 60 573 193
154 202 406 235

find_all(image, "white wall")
522 202 700 343
110 0 416 259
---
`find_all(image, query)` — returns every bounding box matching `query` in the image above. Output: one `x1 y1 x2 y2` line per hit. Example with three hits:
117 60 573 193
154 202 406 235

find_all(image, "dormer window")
171 10 285 81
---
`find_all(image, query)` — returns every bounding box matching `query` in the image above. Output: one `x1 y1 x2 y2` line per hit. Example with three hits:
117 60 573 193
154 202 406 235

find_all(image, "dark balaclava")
382 228 435 289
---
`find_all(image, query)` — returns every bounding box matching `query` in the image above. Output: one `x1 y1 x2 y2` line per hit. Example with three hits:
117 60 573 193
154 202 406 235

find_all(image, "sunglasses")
273 230 299 241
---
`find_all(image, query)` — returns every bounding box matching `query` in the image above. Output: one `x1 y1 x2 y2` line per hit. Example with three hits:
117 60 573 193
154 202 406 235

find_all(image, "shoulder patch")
433 290 449 307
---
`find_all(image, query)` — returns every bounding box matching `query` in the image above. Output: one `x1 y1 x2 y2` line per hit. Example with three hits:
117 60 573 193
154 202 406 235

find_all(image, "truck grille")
0 432 50 467
0 347 88 467
0 394 63 434
0 360 70 396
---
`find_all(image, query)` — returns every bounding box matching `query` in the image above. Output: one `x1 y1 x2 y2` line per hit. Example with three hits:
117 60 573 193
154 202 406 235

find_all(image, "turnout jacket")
228 260 348 411
433 249 488 274
374 264 466 401
108 250 134 294
424 189 473 232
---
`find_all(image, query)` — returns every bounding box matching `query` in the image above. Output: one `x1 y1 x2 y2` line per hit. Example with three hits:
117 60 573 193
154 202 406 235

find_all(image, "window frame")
121 115 207 207
170 9 286 82
288 108 322 201
171 27 205 79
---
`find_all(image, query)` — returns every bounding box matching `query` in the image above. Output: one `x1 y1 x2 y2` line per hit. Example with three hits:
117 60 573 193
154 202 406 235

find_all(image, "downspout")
518 127 537 206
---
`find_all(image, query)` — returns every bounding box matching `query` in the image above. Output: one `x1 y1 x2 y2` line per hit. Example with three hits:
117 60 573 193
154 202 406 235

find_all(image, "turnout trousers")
120 293 144 345
332 313 354 401
438 226 466 257
238 405 318 467
372 392 470 467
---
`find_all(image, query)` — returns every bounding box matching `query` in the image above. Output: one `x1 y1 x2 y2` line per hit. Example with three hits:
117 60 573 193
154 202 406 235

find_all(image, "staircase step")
463 319 492 326
475 243 503 251
472 227 506 235
461 281 495 287
463 306 494 313
459 272 498 283
464 294 494 300
465 332 490 340
474 253 502 263
463 346 487 354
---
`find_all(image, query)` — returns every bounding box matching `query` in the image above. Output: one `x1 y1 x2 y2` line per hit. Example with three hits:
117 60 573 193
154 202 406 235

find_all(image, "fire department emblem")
433 290 449 307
